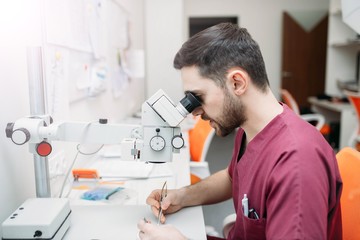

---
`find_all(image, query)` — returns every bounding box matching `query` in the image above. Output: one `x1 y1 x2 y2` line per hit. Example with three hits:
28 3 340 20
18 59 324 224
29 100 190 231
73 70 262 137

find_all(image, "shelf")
331 40 360 48
326 0 360 96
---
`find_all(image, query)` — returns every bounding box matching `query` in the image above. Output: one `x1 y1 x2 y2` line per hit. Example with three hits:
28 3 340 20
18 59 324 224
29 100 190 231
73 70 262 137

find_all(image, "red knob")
36 141 52 157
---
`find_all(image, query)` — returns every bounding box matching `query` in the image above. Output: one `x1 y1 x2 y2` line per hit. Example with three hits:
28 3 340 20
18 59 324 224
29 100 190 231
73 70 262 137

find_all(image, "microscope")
5 89 201 163
2 89 201 240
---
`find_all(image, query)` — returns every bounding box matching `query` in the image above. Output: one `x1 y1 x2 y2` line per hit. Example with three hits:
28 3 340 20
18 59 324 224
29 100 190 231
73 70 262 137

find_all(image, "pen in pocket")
242 194 249 216
249 208 259 219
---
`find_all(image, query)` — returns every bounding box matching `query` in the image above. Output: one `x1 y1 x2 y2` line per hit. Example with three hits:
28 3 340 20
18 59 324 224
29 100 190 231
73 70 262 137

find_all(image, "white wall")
0 1 42 234
0 0 145 235
144 0 184 102
146 0 329 101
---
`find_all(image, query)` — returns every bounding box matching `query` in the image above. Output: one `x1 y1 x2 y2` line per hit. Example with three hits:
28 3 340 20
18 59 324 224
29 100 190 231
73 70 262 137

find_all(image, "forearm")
179 168 232 207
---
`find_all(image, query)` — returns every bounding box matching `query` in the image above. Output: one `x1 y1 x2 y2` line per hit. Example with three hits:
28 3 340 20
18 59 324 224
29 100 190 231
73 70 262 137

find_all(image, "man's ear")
226 68 249 96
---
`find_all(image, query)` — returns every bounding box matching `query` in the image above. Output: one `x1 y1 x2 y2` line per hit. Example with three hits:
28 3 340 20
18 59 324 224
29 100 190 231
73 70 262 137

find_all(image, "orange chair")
188 118 215 184
280 89 328 133
345 90 360 151
336 147 360 240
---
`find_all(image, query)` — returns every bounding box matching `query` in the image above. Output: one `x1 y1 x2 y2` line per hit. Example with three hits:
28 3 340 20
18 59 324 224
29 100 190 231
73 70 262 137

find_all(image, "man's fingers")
137 218 151 233
146 195 160 207
137 230 144 240
151 205 160 217
150 205 167 224
137 219 146 230
160 213 166 224
160 197 171 211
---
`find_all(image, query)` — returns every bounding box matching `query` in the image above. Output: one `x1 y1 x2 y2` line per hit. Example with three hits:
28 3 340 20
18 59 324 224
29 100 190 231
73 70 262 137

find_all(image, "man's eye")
193 94 203 103
186 91 203 105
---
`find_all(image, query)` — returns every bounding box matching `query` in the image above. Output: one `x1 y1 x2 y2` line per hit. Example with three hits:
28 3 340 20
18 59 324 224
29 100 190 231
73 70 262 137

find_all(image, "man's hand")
146 188 184 224
137 219 187 240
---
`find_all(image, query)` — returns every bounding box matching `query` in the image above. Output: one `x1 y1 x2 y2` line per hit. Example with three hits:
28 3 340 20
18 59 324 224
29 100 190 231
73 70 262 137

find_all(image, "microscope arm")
40 121 141 144
6 89 202 163
6 118 140 145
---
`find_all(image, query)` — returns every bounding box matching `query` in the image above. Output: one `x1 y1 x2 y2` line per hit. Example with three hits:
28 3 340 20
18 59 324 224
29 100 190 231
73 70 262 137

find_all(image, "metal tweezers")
157 181 167 225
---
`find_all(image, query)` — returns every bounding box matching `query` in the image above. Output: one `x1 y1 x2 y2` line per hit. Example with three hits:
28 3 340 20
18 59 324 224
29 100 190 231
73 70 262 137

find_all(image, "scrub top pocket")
241 215 266 240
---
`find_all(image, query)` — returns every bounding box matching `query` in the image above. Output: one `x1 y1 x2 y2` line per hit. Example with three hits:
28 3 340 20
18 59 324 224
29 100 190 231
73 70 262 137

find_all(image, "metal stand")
27 47 51 197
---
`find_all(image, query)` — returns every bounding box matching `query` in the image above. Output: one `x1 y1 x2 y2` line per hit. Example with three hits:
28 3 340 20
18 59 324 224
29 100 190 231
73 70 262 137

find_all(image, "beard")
204 91 247 137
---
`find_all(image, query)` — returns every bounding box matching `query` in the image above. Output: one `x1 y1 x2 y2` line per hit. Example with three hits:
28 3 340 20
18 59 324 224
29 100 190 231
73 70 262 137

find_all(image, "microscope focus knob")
150 135 166 151
171 134 184 149
11 128 31 145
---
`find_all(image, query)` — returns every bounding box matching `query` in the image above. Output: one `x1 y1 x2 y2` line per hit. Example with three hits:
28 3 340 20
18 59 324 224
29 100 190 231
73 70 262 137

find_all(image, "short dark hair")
174 22 269 91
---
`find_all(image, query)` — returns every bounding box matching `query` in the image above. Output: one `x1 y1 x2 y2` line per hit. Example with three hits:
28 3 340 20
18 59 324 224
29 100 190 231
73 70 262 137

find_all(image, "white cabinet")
325 0 360 96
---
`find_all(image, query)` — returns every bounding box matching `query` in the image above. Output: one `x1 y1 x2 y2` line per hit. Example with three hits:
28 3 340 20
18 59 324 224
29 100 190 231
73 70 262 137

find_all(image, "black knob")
34 230 42 237
99 119 108 124
5 123 14 138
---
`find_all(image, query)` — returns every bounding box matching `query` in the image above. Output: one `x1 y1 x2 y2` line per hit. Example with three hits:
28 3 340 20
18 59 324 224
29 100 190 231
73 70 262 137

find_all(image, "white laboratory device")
5 89 201 163
1 198 71 240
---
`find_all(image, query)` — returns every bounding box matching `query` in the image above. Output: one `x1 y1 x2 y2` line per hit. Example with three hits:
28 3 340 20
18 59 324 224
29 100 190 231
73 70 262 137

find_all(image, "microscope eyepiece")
179 92 202 114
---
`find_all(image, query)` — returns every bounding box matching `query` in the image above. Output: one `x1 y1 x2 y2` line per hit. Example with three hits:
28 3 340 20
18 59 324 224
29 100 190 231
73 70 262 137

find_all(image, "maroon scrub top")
227 104 342 240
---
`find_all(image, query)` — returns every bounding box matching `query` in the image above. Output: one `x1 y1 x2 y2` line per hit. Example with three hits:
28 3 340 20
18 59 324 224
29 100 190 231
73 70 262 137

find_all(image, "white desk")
63 135 207 239
63 205 206 240
308 97 356 149
69 138 191 205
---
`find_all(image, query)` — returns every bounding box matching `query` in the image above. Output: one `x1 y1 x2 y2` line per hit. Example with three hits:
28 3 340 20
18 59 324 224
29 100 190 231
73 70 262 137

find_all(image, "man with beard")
137 23 342 240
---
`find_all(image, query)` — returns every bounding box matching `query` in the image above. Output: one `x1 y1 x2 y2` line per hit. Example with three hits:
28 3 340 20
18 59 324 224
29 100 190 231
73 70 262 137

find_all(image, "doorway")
281 11 328 112
189 17 238 37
